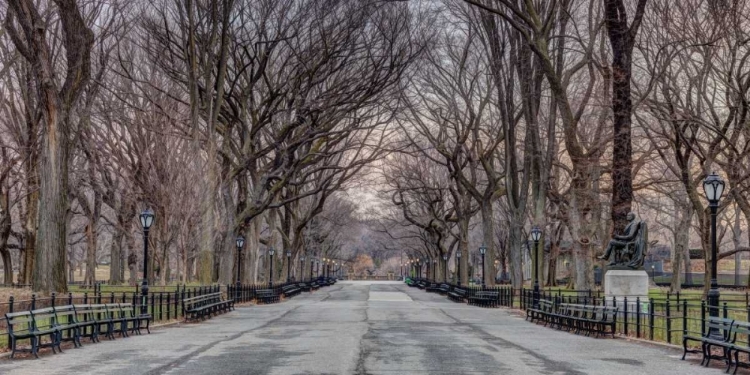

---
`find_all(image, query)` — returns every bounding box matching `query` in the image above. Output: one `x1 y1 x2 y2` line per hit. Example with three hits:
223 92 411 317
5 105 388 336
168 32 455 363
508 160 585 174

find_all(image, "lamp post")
235 235 245 302
443 254 448 282
316 259 320 278
457 252 462 286
139 209 154 316
530 226 542 308
286 250 292 282
479 245 487 288
651 264 655 284
703 172 724 338
268 247 275 287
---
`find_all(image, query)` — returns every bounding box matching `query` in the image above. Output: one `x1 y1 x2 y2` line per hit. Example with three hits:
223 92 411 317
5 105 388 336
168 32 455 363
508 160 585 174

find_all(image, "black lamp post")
530 226 542 308
443 254 448 282
457 252 462 286
651 264 655 284
479 245 487 288
286 250 292 282
703 172 725 338
268 247 275 287
139 209 154 316
235 234 245 302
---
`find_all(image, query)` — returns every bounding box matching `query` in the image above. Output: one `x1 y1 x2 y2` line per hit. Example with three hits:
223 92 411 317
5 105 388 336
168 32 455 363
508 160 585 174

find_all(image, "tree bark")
6 0 94 293
604 0 647 232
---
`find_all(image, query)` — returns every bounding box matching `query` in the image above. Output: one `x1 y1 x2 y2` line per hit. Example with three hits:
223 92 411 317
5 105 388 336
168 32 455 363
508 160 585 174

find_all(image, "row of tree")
373 0 750 293
0 0 418 292
3 0 750 294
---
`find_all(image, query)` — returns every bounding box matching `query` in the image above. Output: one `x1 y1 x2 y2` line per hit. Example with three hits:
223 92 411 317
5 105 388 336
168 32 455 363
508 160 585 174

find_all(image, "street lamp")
443 254 448 282
703 172 725 338
651 264 655 284
286 250 292 282
268 247 275 287
479 245 487 288
235 234 245 302
530 226 542 308
457 251 462 286
139 209 154 316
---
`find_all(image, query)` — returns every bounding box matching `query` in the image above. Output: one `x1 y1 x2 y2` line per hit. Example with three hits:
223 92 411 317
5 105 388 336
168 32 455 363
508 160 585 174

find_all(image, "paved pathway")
0 281 728 374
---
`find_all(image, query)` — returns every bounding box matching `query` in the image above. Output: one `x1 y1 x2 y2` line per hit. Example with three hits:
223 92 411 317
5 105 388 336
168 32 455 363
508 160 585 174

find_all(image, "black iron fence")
0 284 222 350
409 277 750 347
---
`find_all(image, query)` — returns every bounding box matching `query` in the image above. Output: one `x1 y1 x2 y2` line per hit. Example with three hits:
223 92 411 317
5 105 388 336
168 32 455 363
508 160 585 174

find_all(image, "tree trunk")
480 203 496 285
109 231 123 284
603 0 647 233
508 222 524 289
458 216 469 286
671 198 692 292
84 223 97 286
7 0 94 294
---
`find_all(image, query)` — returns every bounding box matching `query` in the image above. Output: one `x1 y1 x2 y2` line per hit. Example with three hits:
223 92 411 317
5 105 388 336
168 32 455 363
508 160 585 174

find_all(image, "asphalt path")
0 281 730 374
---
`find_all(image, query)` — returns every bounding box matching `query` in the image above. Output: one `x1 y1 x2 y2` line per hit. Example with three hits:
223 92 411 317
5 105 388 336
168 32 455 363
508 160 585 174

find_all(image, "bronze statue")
597 212 648 270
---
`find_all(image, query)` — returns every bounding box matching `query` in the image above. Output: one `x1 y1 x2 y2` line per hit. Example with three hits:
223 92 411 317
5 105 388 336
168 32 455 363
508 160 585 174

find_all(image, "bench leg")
31 336 39 359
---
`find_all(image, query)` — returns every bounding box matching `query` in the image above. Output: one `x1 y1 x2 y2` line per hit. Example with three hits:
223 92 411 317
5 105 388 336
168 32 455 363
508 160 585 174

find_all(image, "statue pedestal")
605 269 649 313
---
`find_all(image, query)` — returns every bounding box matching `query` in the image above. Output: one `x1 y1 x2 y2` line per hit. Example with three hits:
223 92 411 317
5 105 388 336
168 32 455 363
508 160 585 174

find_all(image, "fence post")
636 297 641 338
676 292 680 312
159 292 164 321
51 292 56 308
166 292 171 321
666 301 672 344
31 294 36 310
701 300 706 335
649 298 655 341
682 299 688 344
68 292 73 306
624 297 628 336
7 296 13 347
723 302 728 319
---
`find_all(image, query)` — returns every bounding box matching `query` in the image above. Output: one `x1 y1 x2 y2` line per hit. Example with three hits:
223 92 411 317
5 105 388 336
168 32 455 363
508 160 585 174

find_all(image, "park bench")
104 303 136 338
448 288 467 303
437 284 451 295
298 282 312 292
182 292 234 321
468 291 499 308
545 303 617 337
120 302 152 335
406 279 417 287
310 281 320 290
425 283 441 293
71 304 102 343
255 289 280 304
725 321 750 374
51 305 84 348
5 308 62 358
682 317 736 368
417 281 428 290
282 284 300 298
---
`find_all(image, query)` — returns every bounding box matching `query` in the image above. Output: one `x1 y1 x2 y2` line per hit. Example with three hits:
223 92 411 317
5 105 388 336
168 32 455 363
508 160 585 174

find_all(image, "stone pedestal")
604 269 649 313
